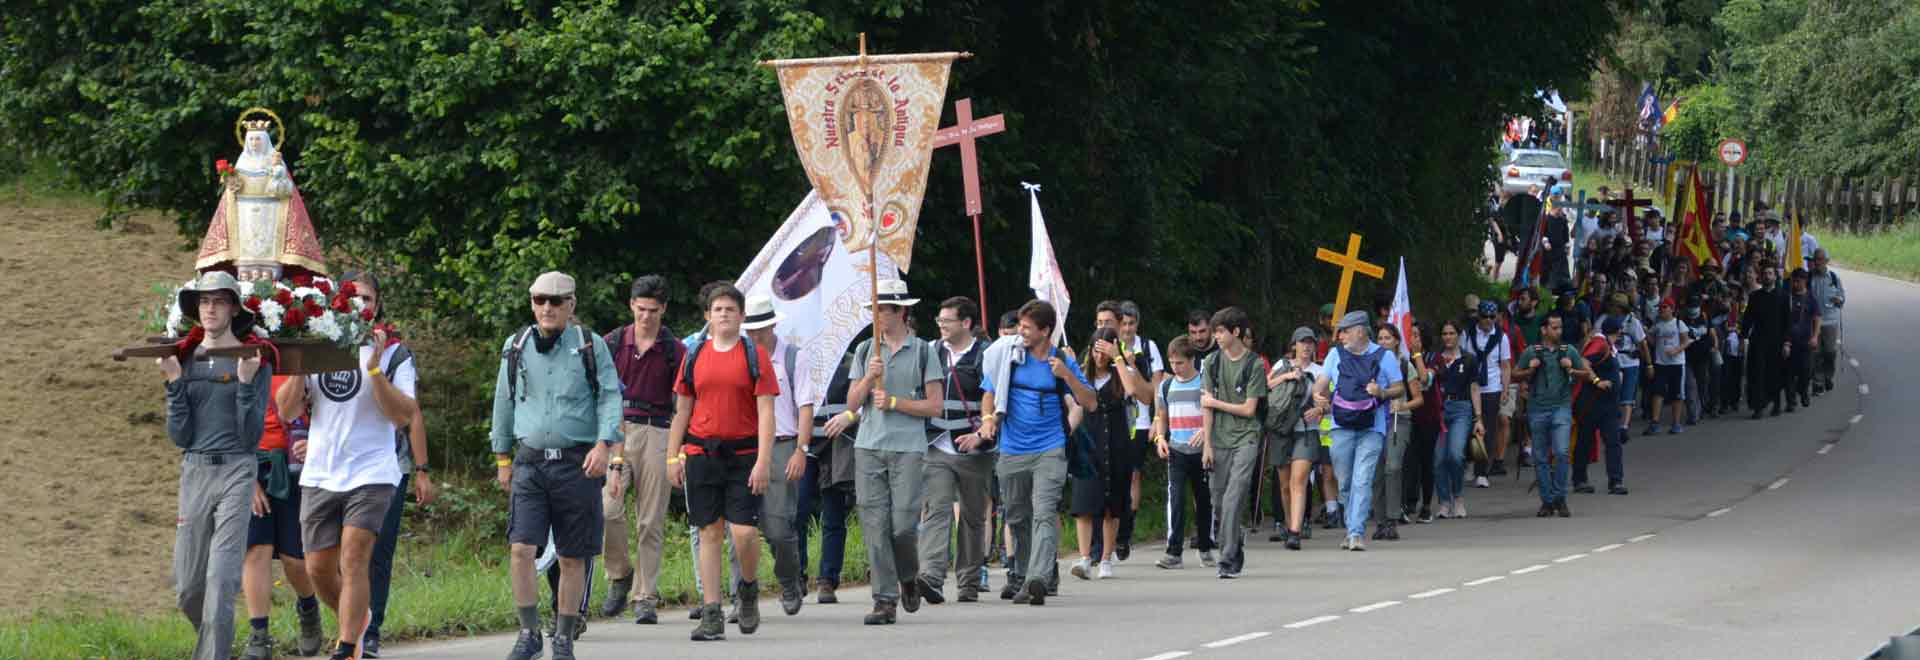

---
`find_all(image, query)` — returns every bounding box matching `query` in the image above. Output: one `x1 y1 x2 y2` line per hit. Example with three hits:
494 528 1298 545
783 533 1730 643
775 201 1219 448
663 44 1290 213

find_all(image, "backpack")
504 324 600 401
1330 346 1384 429
678 332 760 403
1263 358 1306 434
384 344 416 462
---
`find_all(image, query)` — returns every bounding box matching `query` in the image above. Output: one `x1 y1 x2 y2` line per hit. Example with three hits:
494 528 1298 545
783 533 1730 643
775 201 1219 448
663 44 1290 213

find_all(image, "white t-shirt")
1126 335 1165 430
300 343 417 493
769 342 798 438
1649 318 1689 366
1609 314 1646 369
1647 225 1666 245
1462 324 1512 394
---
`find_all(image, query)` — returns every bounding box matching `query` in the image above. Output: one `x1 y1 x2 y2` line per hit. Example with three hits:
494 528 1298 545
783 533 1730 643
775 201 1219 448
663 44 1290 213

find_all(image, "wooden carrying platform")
112 337 358 375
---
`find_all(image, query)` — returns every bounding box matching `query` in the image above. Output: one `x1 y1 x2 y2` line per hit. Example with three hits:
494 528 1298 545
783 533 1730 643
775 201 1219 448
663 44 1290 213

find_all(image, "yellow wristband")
844 410 859 423
889 395 898 411
610 456 625 464
495 458 511 468
367 366 382 377
667 456 682 465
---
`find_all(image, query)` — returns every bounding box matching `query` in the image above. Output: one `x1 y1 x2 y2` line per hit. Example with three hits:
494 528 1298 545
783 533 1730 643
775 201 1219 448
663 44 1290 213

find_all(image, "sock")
517 605 541 633
250 617 269 632
297 595 319 613
333 642 357 657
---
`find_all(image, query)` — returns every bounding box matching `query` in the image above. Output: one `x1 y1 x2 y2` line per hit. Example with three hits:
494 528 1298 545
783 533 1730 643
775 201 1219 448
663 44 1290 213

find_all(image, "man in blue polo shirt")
977 300 1096 606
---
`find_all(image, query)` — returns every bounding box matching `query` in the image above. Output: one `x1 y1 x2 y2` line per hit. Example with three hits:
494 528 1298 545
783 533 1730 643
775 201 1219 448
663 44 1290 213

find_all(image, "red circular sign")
1717 138 1748 167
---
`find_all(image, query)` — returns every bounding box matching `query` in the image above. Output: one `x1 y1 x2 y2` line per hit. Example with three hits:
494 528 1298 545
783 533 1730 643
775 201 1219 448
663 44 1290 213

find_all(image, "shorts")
506 446 607 559
1501 385 1523 418
684 437 761 528
300 483 396 553
248 464 305 559
1269 430 1319 466
1652 364 1684 399
1616 365 1641 407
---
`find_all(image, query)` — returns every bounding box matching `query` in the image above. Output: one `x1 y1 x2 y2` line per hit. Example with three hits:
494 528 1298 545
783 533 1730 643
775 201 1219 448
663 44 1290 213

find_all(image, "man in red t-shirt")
668 282 776 642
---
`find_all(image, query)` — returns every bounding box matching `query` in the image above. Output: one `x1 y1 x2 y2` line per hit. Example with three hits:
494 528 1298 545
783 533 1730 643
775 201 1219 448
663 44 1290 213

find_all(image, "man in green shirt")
1200 306 1267 579
1511 310 1590 519
488 271 623 660
845 280 944 625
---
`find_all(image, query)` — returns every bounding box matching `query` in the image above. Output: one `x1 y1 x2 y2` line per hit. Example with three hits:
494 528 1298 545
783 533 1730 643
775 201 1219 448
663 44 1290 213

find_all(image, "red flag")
1675 166 1719 267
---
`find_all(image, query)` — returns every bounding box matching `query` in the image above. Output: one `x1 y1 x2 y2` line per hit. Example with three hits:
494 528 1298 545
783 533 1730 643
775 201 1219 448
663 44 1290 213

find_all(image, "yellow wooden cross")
1315 233 1385 330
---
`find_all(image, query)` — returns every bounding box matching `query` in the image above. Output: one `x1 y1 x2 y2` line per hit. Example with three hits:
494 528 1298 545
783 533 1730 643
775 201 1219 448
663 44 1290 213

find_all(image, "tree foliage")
1 0 1623 349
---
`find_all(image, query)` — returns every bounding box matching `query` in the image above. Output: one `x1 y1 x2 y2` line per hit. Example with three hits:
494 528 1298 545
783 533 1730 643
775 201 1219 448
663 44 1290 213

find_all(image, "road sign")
1717 138 1748 167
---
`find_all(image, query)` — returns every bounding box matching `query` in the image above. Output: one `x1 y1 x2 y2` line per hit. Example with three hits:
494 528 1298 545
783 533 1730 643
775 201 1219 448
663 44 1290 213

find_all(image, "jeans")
1163 450 1213 555
1327 428 1384 540
1528 406 1573 504
367 473 408 637
1437 400 1474 504
796 455 855 586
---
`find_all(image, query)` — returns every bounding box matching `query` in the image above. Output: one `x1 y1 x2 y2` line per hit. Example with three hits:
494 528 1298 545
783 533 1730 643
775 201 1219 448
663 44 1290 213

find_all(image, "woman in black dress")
1067 327 1153 580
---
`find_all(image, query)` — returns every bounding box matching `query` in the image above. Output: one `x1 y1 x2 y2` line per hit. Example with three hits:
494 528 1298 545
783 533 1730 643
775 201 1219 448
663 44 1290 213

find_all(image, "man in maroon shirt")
599 275 687 624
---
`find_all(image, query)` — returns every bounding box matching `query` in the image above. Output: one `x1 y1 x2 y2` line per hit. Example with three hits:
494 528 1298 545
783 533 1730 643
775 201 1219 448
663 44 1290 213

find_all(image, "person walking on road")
978 300 1096 606
1370 324 1423 541
1785 268 1822 411
1429 321 1483 519
164 271 271 660
741 295 814 617
1808 250 1846 395
1310 311 1405 551
1742 266 1791 418
599 275 686 625
1153 337 1219 565
916 297 993 603
1265 328 1321 549
1066 327 1152 581
1199 307 1268 576
1512 311 1590 518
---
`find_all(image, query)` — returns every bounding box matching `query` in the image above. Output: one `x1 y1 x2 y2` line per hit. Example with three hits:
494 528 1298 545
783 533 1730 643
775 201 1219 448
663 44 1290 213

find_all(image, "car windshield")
1512 153 1567 169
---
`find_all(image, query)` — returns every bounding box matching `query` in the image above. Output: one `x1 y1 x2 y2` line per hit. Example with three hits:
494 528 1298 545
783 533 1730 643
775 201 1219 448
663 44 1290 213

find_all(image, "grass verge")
1817 219 1920 283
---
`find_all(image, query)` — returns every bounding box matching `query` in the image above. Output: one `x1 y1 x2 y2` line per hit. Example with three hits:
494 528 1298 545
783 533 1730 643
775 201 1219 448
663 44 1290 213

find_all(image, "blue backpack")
1330 346 1384 429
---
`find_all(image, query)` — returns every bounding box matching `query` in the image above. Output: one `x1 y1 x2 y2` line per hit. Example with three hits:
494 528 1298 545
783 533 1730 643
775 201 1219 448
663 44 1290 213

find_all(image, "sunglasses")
532 295 573 307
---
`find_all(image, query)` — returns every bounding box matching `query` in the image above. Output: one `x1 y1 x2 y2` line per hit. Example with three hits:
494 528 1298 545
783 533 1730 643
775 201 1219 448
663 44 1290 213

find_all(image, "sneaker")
1268 529 1287 542
240 630 272 660
1023 579 1048 606
1339 536 1352 551
816 578 839 605
1645 424 1659 437
1669 424 1683 434
507 628 545 658
1417 509 1434 524
1382 521 1400 541
957 583 980 603
1347 535 1366 552
1454 501 1467 518
1116 540 1131 562
1156 554 1183 569
727 604 739 624
633 600 659 624
362 631 381 659
1573 483 1596 494
1556 501 1572 518
1000 578 1022 601
1097 560 1114 579
689 605 703 620
863 600 898 625
1371 523 1387 541
1070 558 1092 580
1284 531 1302 551
1199 549 1218 567
1608 484 1630 495
551 617 580 660
1489 463 1510 476
297 603 324 656
736 581 761 634
1537 504 1554 518
916 575 944 606
1474 476 1491 489
1801 394 1811 407
979 566 991 591
600 576 633 617
1217 568 1237 580
1321 507 1344 529
690 603 726 641
1437 502 1452 519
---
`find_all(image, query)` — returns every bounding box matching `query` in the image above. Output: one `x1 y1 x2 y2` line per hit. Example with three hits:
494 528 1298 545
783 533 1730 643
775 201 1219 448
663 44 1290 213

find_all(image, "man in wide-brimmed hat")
163 270 271 660
739 294 817 619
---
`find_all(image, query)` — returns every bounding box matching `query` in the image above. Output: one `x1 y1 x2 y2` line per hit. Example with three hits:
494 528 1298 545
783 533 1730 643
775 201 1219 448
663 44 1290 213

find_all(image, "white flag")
733 190 899 407
1024 182 1070 346
1387 257 1413 360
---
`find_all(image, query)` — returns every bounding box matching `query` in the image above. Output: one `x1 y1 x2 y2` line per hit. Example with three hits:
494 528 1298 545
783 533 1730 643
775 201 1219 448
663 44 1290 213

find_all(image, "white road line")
1592 543 1624 553
1464 575 1506 587
1851 414 1864 424
1409 588 1456 599
1139 652 1192 660
1707 507 1733 517
1349 600 1402 613
1861 384 1871 395
1203 632 1271 649
1284 615 1341 629
1511 564 1550 575
1553 553 1589 563
1628 533 1658 543
1850 358 1860 368
1769 477 1791 491
1819 444 1835 455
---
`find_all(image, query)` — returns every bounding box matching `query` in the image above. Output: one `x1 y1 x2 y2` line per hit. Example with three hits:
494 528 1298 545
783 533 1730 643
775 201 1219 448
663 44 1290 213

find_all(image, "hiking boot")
957 583 980 603
1156 554 1183 569
916 575 944 605
296 603 324 656
816 578 839 605
1537 504 1554 517
551 616 580 660
600 577 633 617
900 579 922 613
736 581 761 634
690 603 725 642
240 629 273 660
1023 579 1048 606
1556 501 1572 518
633 600 658 624
1000 577 1022 601
780 580 804 616
506 628 544 659
863 600 898 625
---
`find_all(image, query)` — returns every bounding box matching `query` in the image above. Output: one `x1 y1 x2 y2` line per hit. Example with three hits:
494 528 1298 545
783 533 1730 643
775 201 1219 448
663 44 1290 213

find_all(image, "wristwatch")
413 464 430 474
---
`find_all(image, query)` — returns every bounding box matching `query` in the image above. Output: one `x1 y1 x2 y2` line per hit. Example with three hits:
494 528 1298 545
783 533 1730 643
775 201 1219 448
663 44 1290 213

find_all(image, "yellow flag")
765 51 961 272
1787 210 1804 272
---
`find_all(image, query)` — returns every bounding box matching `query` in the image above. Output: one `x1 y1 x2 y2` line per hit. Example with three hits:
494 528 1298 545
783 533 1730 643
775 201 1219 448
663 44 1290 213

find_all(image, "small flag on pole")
1024 182 1070 347
1388 257 1414 359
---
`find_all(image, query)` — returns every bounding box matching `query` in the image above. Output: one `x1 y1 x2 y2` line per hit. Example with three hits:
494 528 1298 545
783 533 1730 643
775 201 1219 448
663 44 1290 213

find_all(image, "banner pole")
859 33 883 364
971 212 989 316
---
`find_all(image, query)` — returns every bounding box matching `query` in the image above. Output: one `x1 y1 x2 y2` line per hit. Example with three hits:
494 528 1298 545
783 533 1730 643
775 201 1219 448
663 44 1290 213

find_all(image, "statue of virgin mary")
195 109 326 280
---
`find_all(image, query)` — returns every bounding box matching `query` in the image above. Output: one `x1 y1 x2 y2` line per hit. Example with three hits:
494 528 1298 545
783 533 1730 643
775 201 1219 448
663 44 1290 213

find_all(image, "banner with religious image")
733 190 899 407
765 50 962 272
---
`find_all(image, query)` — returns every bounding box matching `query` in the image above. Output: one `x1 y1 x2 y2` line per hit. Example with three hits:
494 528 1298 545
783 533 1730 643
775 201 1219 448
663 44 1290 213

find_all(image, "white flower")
236 280 254 298
291 286 322 302
257 299 286 333
309 312 344 343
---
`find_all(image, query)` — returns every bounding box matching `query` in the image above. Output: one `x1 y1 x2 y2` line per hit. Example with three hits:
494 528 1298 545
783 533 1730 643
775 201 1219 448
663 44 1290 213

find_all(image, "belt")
515 444 594 464
182 452 252 465
776 435 797 444
684 436 757 457
624 415 672 428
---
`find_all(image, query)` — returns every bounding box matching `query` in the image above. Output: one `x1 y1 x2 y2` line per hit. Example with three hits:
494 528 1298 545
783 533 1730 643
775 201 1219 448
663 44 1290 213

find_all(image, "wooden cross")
1604 187 1653 235
1568 190 1613 216
1314 233 1385 330
932 98 1007 313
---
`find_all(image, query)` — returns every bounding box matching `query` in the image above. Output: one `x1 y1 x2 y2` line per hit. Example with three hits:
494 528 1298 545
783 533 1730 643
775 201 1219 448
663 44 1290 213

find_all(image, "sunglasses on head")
532 295 573 307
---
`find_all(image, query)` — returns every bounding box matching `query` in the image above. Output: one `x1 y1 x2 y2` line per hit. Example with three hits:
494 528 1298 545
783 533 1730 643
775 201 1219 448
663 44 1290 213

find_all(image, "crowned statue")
194 107 326 281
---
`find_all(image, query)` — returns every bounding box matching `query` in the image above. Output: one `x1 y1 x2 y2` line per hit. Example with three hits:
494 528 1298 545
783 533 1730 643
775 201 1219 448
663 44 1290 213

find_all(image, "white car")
1499 149 1572 196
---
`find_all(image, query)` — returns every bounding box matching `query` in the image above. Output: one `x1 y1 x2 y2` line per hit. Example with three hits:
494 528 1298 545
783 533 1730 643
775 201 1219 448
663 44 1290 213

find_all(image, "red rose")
273 289 294 306
303 299 324 318
340 281 358 297
331 295 352 313
214 159 232 174
292 275 313 288
360 309 376 322
283 308 307 329
244 297 262 312
317 280 333 296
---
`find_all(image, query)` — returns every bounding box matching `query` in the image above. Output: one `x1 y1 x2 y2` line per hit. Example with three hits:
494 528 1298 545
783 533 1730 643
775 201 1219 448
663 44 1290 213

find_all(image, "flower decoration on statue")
214 158 236 184
151 274 386 351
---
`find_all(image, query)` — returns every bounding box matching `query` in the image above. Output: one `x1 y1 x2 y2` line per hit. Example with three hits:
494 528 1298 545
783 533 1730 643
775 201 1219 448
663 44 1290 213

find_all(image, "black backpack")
503 324 600 401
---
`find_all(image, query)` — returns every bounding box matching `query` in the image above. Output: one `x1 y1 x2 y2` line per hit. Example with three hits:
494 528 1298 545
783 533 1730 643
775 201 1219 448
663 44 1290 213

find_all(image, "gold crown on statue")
243 119 273 131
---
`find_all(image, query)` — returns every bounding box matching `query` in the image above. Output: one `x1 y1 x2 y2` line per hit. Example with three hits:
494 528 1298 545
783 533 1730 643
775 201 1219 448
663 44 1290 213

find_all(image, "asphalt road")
396 267 1912 660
